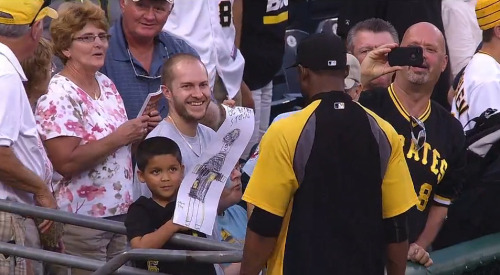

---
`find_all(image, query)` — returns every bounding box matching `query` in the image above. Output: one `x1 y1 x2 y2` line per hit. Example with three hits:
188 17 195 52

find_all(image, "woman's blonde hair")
50 0 109 65
21 38 53 97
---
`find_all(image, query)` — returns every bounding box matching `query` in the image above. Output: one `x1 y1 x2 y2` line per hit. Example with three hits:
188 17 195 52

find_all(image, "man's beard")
406 70 430 85
172 97 207 123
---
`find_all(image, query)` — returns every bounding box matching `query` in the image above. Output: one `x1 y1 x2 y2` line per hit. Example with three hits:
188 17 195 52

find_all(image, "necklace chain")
168 115 202 157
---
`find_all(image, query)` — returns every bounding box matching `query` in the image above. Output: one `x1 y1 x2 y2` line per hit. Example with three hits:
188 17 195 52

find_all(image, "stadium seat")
316 17 339 35
270 29 309 122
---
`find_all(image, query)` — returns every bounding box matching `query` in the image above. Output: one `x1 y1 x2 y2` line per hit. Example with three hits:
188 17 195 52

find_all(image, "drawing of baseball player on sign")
186 129 241 229
174 105 253 235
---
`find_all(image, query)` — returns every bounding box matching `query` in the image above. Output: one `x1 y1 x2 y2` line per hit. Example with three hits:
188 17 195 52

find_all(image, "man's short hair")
161 53 205 89
346 18 399 52
483 28 495 43
0 23 29 38
136 137 183 172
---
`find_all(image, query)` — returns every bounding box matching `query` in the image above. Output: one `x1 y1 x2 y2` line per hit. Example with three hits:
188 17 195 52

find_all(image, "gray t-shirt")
134 120 216 199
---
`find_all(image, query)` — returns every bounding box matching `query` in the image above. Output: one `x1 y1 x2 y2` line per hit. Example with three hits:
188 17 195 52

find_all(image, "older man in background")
102 0 198 119
346 18 399 90
0 1 58 274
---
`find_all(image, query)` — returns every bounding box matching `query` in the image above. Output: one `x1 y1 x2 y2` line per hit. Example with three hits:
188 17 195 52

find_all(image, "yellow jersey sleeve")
242 120 299 217
360 105 418 218
381 124 418 219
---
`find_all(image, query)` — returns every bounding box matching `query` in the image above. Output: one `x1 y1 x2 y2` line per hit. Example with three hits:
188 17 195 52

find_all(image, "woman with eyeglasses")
34 2 160 273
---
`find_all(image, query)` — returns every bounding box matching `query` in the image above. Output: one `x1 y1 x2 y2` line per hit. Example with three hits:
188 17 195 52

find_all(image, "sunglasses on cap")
29 0 51 27
410 116 426 152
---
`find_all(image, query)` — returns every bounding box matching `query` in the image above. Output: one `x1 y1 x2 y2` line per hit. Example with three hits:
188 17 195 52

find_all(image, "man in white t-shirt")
163 0 253 107
0 1 58 274
140 53 235 275
438 0 500 249
452 0 500 130
442 0 482 80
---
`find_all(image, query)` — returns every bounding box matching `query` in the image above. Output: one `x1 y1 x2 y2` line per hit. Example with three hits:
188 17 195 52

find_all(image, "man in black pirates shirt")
359 22 466 267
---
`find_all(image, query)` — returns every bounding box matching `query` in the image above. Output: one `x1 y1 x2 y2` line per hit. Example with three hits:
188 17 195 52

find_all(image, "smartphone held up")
388 47 424 67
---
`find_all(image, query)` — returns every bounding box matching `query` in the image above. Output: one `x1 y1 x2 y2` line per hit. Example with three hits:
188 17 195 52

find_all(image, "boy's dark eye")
151 169 160 175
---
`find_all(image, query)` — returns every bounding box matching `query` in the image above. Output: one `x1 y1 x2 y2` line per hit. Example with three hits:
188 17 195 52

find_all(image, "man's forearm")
233 0 243 48
241 229 276 275
386 240 409 275
0 146 50 195
415 205 448 249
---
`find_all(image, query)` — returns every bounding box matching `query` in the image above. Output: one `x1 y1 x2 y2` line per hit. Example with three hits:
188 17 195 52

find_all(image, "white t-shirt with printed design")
36 72 134 217
0 42 53 205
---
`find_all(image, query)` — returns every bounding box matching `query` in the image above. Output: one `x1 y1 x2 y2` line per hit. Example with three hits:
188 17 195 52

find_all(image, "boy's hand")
167 220 190 232
176 225 190 232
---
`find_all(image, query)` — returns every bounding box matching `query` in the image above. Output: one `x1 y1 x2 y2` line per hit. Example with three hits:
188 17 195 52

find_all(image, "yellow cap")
0 0 57 25
477 0 500 30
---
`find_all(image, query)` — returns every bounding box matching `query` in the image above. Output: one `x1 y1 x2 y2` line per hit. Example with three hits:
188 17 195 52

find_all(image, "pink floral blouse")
35 72 134 217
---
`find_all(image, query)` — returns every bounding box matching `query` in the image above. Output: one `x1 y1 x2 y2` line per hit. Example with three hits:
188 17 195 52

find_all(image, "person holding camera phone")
358 22 466 268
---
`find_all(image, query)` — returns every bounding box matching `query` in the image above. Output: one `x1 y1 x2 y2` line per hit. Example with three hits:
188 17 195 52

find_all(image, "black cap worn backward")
291 33 347 71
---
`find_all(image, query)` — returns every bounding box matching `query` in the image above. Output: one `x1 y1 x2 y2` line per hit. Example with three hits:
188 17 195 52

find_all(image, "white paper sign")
173 106 254 235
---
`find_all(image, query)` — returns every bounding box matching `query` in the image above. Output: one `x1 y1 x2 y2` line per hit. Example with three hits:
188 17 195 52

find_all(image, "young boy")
125 137 216 274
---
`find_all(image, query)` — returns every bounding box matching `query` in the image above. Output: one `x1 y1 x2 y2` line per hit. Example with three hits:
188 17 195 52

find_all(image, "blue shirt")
216 205 247 245
102 17 198 118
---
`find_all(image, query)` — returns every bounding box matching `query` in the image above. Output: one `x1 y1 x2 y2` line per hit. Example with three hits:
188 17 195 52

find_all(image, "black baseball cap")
291 33 347 71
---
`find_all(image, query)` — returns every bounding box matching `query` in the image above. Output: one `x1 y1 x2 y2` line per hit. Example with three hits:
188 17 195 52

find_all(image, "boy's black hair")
136 137 183 171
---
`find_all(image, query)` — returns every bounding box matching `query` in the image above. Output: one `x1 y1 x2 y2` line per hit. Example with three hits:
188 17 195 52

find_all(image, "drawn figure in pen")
186 129 241 229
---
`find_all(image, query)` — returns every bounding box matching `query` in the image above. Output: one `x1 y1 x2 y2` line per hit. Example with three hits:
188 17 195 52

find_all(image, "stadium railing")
2 199 500 274
0 199 242 274
406 232 500 275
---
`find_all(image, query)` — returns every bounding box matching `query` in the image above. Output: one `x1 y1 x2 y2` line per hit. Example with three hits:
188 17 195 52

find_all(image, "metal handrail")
0 199 241 251
92 249 243 275
0 241 158 275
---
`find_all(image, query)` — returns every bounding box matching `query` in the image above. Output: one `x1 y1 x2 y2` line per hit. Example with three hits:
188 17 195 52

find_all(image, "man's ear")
180 164 185 176
120 0 127 10
494 25 500 40
162 84 172 100
30 20 43 41
298 65 308 82
441 54 448 73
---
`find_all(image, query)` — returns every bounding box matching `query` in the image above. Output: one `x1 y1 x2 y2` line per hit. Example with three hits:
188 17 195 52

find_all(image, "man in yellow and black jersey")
241 33 417 275
359 22 466 267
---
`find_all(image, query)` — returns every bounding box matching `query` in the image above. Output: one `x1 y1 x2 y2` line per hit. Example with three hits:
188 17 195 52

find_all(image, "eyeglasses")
29 0 51 27
50 61 57 75
73 34 112 43
127 47 169 80
410 116 426 151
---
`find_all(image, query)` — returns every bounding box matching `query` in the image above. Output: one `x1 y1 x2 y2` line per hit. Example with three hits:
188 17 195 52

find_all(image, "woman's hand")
115 115 150 145
361 43 403 87
146 110 162 132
